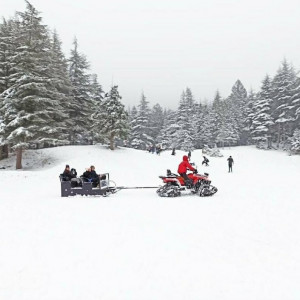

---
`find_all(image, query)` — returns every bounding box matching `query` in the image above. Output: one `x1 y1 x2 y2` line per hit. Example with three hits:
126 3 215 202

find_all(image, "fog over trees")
1 1 300 168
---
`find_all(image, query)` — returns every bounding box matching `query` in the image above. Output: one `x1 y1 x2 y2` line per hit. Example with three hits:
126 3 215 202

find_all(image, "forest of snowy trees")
0 1 128 168
1 1 300 169
128 62 300 154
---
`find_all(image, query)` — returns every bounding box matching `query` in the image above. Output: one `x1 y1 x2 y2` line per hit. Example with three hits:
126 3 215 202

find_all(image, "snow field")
0 145 300 300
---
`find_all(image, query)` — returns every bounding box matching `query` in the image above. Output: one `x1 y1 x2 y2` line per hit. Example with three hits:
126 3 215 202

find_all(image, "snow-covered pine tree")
130 93 153 149
226 80 248 144
149 103 164 144
89 74 104 103
176 89 195 150
271 59 296 147
0 17 20 93
244 89 256 135
290 76 300 134
250 75 274 148
211 91 226 146
68 37 94 144
48 29 74 145
128 105 139 148
0 1 70 169
0 17 19 159
216 99 239 147
193 101 204 148
89 74 104 143
290 128 300 153
195 103 214 147
92 85 128 150
158 108 179 149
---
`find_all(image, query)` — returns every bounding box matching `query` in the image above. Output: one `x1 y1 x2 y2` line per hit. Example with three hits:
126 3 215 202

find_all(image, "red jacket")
178 155 195 174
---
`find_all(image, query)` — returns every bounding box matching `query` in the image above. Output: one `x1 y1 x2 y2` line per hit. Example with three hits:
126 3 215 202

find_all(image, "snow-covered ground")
0 145 300 300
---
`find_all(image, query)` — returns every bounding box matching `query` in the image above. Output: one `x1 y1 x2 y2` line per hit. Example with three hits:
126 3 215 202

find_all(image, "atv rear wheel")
157 184 180 197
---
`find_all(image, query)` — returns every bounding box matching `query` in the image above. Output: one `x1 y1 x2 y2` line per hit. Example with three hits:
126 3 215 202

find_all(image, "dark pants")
179 173 193 187
228 165 233 172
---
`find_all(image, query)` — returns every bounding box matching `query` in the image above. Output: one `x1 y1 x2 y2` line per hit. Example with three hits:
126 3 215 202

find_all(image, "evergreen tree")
176 89 195 150
68 37 94 144
128 105 139 148
0 1 69 168
271 59 296 146
89 73 104 103
250 75 274 148
211 91 226 146
290 128 300 153
290 76 300 133
130 93 153 149
226 79 248 144
197 104 215 147
89 74 104 143
158 108 179 149
92 85 128 150
0 17 20 93
149 103 164 143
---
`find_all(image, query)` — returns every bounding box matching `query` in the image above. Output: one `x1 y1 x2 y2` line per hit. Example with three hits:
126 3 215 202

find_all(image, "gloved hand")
194 169 198 174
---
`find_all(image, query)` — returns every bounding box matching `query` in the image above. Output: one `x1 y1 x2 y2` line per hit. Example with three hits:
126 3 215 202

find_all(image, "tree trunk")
16 148 23 169
109 133 115 150
0 145 9 160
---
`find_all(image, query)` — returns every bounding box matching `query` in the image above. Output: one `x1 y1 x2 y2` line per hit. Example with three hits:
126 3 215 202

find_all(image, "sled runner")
157 169 218 197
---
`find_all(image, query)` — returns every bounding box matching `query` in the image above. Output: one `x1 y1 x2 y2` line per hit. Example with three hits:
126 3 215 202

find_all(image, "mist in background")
2 0 300 108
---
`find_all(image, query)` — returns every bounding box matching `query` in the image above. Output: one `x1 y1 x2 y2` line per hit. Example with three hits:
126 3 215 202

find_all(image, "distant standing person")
227 156 234 172
188 150 191 160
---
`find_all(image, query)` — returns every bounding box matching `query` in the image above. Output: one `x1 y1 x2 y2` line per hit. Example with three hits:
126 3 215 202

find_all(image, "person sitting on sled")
89 165 107 187
90 165 100 185
178 155 197 188
62 164 76 181
82 167 92 181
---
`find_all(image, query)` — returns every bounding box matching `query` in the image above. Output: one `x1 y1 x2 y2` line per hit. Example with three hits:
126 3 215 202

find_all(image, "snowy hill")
1 145 300 300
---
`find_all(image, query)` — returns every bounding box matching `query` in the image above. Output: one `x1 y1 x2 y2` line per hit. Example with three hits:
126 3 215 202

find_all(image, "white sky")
1 0 300 108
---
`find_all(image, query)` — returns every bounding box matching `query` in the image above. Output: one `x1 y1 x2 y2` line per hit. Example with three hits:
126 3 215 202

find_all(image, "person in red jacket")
178 155 196 188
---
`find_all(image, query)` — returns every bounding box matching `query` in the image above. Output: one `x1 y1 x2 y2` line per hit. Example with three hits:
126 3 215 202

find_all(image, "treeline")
127 60 300 154
1 1 300 170
0 1 128 168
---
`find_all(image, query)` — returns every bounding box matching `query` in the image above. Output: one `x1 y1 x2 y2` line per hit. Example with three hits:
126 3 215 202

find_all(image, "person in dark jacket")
62 164 76 181
188 150 191 160
227 156 234 172
202 156 209 166
82 167 92 182
90 165 100 186
178 155 196 188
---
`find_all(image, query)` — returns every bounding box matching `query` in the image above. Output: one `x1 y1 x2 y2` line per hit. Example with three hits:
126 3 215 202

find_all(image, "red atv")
157 169 218 197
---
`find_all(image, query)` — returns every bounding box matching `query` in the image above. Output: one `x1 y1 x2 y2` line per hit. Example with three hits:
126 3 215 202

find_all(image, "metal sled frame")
60 173 111 197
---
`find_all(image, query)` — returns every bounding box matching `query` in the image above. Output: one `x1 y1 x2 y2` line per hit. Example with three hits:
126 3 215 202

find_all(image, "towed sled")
59 173 117 197
157 169 218 197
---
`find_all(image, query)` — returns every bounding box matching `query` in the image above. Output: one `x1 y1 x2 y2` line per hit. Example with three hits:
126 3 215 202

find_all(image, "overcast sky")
1 0 300 108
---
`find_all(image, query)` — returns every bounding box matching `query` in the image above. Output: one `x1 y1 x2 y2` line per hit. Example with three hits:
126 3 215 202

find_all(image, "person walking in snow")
178 155 196 188
227 156 234 172
188 150 191 160
202 156 209 166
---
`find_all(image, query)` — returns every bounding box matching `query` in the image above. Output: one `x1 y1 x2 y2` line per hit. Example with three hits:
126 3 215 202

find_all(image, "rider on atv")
178 155 197 188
